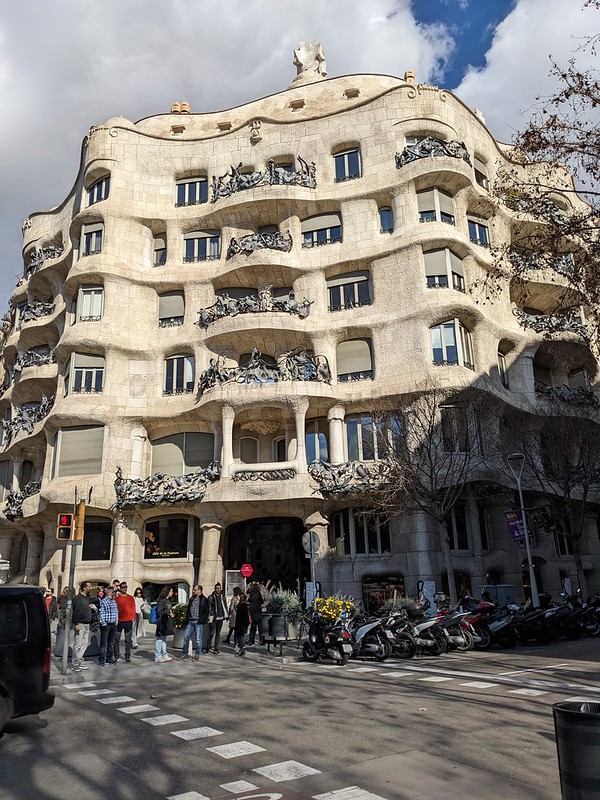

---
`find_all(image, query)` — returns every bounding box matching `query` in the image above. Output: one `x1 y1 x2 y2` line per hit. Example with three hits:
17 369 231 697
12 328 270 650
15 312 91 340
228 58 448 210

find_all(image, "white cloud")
0 0 455 309
455 0 598 143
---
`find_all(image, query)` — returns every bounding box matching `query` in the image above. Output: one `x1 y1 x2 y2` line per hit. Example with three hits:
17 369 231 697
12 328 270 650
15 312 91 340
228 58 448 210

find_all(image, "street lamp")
507 452 540 607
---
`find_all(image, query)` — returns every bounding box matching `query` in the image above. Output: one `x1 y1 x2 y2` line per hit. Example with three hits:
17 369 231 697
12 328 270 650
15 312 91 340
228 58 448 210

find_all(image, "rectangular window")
176 177 208 207
164 355 194 395
53 426 104 477
474 158 489 190
334 149 361 182
441 406 469 453
478 504 490 551
424 249 465 292
447 504 471 551
158 292 185 327
327 271 371 311
81 519 112 561
305 419 329 463
154 235 167 266
301 214 343 248
337 510 391 557
151 432 214 475
81 223 103 257
468 219 490 247
554 531 575 556
183 231 220 262
417 188 455 225
144 518 189 559
70 354 105 394
77 286 104 322
0 459 13 501
88 176 110 205
498 352 509 388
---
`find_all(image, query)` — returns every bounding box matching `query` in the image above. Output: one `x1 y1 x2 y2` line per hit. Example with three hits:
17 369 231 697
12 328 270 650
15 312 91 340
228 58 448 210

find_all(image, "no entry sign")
240 563 254 578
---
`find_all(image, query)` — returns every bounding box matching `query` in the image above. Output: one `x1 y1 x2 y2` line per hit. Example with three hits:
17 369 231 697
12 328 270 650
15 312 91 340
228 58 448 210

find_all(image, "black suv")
0 585 55 735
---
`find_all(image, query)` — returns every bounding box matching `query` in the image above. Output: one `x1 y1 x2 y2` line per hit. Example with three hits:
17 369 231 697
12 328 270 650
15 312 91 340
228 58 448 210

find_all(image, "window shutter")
417 189 435 212
154 235 166 250
337 340 372 373
301 213 341 233
151 434 184 475
438 191 455 216
83 222 104 235
327 271 369 288
184 229 219 240
184 432 214 471
449 251 464 275
73 353 104 368
424 249 447 276
56 426 104 477
216 287 255 300
474 157 488 176
158 292 184 318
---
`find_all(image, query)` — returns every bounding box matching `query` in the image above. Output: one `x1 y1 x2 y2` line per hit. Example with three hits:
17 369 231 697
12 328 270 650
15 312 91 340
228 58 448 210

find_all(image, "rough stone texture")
0 66 597 603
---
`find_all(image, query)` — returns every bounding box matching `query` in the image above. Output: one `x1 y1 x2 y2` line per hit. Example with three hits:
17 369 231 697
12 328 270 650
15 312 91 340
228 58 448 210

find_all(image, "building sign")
505 510 526 541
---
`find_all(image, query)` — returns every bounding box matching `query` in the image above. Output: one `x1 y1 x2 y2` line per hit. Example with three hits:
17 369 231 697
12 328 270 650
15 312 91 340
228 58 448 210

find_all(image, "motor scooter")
302 611 353 665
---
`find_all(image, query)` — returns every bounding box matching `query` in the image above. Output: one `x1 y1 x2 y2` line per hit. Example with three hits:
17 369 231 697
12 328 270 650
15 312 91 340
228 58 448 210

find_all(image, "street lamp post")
507 452 540 607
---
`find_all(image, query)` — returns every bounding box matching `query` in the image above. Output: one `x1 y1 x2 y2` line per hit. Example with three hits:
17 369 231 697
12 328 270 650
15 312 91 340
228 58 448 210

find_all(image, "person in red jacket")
114 582 136 662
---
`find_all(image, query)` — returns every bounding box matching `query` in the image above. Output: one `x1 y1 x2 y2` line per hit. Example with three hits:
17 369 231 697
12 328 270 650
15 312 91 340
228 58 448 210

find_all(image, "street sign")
301 531 319 554
240 563 253 578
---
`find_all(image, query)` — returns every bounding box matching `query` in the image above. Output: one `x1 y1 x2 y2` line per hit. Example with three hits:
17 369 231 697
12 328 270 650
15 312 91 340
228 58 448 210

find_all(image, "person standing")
205 582 226 654
247 582 264 645
71 580 95 672
44 588 58 634
234 592 250 656
223 586 241 645
114 582 136 662
133 587 146 647
154 586 174 663
179 585 209 660
98 585 119 666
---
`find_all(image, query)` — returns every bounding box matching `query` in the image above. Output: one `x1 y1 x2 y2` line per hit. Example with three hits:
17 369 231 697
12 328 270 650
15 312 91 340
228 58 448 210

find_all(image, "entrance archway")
225 517 309 591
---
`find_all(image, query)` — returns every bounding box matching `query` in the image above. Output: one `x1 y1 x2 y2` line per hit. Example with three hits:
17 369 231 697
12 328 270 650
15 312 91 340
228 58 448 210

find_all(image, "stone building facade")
1 45 599 609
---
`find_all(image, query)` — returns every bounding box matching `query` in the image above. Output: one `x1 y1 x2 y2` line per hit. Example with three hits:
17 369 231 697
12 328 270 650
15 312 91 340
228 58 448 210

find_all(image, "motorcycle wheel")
495 628 518 649
364 633 392 662
393 632 417 659
584 619 600 637
454 628 474 652
421 627 447 656
473 624 492 651
302 642 319 662
339 652 350 666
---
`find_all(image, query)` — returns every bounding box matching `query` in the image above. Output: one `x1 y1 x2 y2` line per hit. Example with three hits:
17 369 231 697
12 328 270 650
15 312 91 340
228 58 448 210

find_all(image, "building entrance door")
225 517 309 591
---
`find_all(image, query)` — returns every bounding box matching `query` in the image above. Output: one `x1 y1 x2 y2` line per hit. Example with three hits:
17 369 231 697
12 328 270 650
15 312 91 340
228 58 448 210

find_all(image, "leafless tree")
361 383 499 606
502 400 600 596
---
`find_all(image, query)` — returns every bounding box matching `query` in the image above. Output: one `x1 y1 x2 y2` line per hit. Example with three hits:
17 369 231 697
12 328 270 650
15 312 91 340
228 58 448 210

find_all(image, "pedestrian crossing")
60 681 386 800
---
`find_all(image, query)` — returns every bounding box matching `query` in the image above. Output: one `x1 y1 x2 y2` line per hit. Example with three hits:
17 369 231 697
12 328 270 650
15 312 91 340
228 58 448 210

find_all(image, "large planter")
553 700 600 799
285 620 300 641
268 614 286 640
258 615 271 639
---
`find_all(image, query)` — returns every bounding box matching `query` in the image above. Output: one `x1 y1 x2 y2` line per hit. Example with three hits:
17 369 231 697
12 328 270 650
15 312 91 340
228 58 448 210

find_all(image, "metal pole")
60 499 86 675
507 453 540 607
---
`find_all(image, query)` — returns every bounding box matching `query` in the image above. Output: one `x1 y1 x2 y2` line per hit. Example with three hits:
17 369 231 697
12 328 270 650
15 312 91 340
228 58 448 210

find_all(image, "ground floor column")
24 531 44 584
292 398 309 473
199 521 224 589
304 511 330 593
221 406 235 477
328 405 345 465
110 513 138 584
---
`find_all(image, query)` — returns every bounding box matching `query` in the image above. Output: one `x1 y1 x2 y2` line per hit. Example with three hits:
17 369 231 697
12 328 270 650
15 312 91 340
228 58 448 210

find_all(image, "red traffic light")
58 514 72 526
56 513 74 540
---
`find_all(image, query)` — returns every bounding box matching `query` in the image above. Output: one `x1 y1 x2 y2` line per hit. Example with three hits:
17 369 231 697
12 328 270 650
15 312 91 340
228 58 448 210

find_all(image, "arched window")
87 174 110 206
163 354 194 395
378 206 394 234
305 419 328 463
158 291 185 327
272 436 287 462
336 339 373 382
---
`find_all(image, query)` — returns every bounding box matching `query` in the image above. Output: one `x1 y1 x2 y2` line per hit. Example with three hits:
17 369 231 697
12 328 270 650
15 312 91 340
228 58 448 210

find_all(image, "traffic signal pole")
60 499 85 675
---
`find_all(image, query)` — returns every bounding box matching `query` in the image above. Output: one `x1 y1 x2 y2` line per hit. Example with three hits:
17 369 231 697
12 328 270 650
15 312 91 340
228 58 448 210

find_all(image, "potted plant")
268 588 303 639
172 603 188 649
310 594 357 624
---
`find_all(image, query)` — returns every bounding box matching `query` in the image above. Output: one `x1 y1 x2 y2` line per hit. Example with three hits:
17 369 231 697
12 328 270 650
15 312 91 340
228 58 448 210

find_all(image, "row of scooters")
301 592 600 665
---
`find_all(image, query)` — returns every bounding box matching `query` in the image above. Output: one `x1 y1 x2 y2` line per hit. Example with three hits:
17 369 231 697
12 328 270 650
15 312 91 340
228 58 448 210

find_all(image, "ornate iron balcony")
226 232 292 260
26 245 64 276
535 382 599 407
196 287 312 329
2 395 55 448
3 480 41 521
211 156 316 202
514 308 590 342
308 460 392 495
337 370 373 382
12 348 56 378
18 301 54 326
158 317 184 328
396 137 472 169
112 462 221 509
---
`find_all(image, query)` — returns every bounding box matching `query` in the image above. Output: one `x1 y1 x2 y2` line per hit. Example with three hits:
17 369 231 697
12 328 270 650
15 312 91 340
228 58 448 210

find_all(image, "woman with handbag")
154 586 174 663
133 587 146 647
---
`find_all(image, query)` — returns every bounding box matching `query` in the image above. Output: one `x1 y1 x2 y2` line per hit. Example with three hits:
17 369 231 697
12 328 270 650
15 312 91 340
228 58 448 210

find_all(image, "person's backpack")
149 604 158 624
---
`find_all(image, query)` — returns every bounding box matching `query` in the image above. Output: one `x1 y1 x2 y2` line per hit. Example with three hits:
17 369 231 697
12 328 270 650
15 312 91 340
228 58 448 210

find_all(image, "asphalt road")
1 636 599 800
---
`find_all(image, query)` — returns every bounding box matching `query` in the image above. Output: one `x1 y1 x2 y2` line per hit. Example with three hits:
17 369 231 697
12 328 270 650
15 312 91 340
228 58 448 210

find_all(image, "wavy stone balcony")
196 287 312 330
395 137 472 169
2 395 55 449
211 157 316 203
112 463 221 510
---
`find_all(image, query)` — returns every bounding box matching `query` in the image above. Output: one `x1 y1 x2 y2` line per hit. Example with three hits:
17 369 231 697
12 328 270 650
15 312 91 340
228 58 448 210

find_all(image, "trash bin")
553 701 600 799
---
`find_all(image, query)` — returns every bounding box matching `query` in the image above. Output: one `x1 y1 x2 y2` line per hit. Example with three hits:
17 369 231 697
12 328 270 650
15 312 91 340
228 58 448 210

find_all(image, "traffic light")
56 513 74 541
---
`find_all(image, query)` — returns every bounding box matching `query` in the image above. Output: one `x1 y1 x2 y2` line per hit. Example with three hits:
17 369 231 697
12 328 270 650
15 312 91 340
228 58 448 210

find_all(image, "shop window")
81 518 113 561
362 576 405 617
144 517 190 559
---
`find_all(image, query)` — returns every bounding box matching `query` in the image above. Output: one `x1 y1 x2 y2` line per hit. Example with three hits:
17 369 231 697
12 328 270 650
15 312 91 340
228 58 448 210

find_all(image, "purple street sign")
505 510 526 541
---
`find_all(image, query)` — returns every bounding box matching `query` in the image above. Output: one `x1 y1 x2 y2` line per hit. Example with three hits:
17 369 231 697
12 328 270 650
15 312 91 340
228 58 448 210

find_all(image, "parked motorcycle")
302 611 353 665
348 614 392 661
385 601 448 656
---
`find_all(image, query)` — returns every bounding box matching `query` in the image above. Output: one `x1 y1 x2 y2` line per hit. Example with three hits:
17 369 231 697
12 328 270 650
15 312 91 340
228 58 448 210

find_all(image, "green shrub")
267 587 303 623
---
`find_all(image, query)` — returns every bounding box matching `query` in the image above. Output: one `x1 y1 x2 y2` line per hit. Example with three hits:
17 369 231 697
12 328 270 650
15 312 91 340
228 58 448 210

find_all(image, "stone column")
110 513 138 584
221 406 235 477
304 511 330 589
292 398 309 473
0 530 14 583
212 421 222 463
199 521 224 588
328 405 346 465
25 531 44 584
130 426 148 479
510 347 537 401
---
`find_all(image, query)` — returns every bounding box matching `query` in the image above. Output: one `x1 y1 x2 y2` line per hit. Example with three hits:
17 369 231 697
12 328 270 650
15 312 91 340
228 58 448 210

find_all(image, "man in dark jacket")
72 580 95 672
179 585 209 660
204 582 227 654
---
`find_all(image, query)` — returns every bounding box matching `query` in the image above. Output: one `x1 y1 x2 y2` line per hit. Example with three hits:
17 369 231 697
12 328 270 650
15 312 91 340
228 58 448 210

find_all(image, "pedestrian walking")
154 586 174 663
234 592 250 656
71 580 95 672
178 585 209 660
248 581 267 645
98 585 119 666
205 582 227 654
133 587 146 646
114 582 136 662
223 586 241 645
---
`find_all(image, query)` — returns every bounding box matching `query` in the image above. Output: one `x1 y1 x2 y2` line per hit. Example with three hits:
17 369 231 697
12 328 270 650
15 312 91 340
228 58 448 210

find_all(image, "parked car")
0 585 55 736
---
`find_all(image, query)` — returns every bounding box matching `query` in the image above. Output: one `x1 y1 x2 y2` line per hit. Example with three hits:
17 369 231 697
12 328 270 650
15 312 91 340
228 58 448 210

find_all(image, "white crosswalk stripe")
206 741 266 759
141 714 189 726
220 781 259 793
314 788 389 800
417 675 454 683
253 760 321 782
170 727 224 741
167 793 209 800
348 667 379 673
118 704 160 714
96 696 136 704
63 682 96 689
460 681 499 689
78 689 114 696
507 688 549 696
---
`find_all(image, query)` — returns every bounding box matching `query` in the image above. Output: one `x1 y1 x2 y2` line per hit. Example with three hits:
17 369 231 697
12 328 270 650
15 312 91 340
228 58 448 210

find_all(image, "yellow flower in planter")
310 594 357 623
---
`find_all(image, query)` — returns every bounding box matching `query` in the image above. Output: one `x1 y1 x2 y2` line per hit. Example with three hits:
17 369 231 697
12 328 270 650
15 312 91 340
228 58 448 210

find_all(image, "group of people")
157 580 270 662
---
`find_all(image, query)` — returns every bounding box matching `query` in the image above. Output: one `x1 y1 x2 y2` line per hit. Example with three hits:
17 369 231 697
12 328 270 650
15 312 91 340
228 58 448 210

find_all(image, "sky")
0 0 597 314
